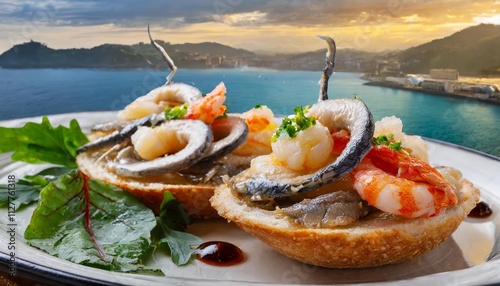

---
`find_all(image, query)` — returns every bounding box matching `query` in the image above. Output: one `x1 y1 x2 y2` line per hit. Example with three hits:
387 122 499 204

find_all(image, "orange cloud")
0 0 498 53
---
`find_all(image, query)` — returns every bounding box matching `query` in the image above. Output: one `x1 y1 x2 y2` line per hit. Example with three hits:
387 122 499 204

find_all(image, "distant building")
430 69 459 81
376 60 402 77
386 76 412 86
421 80 445 91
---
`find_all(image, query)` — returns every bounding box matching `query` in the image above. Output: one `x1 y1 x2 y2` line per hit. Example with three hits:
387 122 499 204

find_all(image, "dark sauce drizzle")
468 201 493 218
194 241 246 266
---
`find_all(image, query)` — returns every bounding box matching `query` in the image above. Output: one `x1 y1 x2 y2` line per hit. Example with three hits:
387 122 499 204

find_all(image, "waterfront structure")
430 69 459 81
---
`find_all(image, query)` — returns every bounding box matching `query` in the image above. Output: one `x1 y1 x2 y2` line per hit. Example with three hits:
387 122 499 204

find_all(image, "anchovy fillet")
148 25 177 85
317 35 336 101
198 115 248 163
91 120 129 133
234 99 374 199
280 190 370 228
110 120 213 177
77 113 165 153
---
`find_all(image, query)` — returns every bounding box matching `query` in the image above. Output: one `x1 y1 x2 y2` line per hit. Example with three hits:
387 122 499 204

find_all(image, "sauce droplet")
194 241 245 266
468 201 493 218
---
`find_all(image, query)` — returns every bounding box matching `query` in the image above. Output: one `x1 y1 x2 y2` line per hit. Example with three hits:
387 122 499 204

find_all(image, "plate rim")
1 111 499 286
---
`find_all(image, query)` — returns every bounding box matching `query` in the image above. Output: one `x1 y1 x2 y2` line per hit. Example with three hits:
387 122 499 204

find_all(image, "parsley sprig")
271 106 316 142
164 103 189 120
372 134 402 151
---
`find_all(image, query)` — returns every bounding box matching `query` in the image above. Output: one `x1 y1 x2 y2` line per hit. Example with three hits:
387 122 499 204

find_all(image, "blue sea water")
0 68 499 157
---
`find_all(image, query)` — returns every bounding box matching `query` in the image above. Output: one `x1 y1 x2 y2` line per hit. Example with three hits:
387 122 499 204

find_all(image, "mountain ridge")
0 24 498 76
397 23 500 76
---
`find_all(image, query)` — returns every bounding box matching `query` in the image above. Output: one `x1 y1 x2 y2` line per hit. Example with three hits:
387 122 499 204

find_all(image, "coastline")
362 80 500 105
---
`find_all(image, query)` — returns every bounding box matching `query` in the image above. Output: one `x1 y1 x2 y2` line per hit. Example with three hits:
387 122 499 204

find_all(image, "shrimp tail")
362 145 458 217
148 24 177 85
317 35 336 101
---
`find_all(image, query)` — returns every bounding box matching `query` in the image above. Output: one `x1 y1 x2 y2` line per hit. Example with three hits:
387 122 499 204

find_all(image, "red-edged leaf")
24 170 159 273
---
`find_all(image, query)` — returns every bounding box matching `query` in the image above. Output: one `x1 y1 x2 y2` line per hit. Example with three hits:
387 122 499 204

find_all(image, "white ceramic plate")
1 112 499 286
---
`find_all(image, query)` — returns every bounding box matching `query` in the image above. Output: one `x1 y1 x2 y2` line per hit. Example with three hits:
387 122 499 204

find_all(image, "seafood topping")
351 146 458 218
232 98 374 199
271 106 333 171
279 190 370 228
198 115 248 163
148 24 177 85
117 26 202 122
232 105 278 157
77 113 165 154
109 119 213 177
118 83 202 121
317 35 336 101
228 35 457 222
230 36 373 199
78 28 251 179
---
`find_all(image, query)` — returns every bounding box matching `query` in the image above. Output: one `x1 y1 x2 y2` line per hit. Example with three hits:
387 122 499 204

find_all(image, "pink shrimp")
350 145 458 218
232 105 278 156
184 82 227 124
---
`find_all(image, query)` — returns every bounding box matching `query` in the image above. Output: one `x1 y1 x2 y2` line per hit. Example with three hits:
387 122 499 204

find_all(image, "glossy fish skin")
148 24 177 85
76 113 165 154
109 119 213 177
234 98 374 199
306 99 375 186
317 35 336 101
91 120 129 133
198 115 249 163
280 190 370 228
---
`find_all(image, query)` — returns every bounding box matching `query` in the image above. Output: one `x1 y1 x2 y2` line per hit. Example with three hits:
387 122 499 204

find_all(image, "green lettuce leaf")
0 117 88 168
155 192 202 266
0 167 71 209
24 170 159 273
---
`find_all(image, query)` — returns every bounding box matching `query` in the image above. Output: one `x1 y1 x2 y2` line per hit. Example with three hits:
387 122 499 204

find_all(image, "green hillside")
397 24 500 76
0 24 498 76
0 40 254 69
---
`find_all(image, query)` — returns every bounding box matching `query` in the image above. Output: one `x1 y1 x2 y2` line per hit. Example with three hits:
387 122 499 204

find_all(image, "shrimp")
131 124 187 160
118 83 202 121
271 120 334 171
78 28 250 177
233 98 374 199
374 116 428 162
184 82 227 125
232 105 278 156
110 120 213 177
351 144 458 218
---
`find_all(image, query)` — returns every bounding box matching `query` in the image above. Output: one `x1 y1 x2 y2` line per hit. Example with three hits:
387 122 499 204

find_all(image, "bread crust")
210 169 480 268
77 151 218 218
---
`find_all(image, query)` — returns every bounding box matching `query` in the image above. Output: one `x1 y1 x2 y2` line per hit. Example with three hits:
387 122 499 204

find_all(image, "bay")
0 68 499 157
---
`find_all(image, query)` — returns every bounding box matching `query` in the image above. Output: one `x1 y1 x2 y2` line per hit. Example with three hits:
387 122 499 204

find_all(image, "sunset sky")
0 0 499 54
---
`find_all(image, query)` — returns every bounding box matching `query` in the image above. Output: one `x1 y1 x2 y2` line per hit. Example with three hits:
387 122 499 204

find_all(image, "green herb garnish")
372 134 403 151
164 103 188 120
254 104 262 109
0 117 88 168
271 106 316 142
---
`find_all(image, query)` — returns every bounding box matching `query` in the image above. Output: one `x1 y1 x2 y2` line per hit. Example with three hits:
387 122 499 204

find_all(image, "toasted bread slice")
77 151 218 218
210 167 480 268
